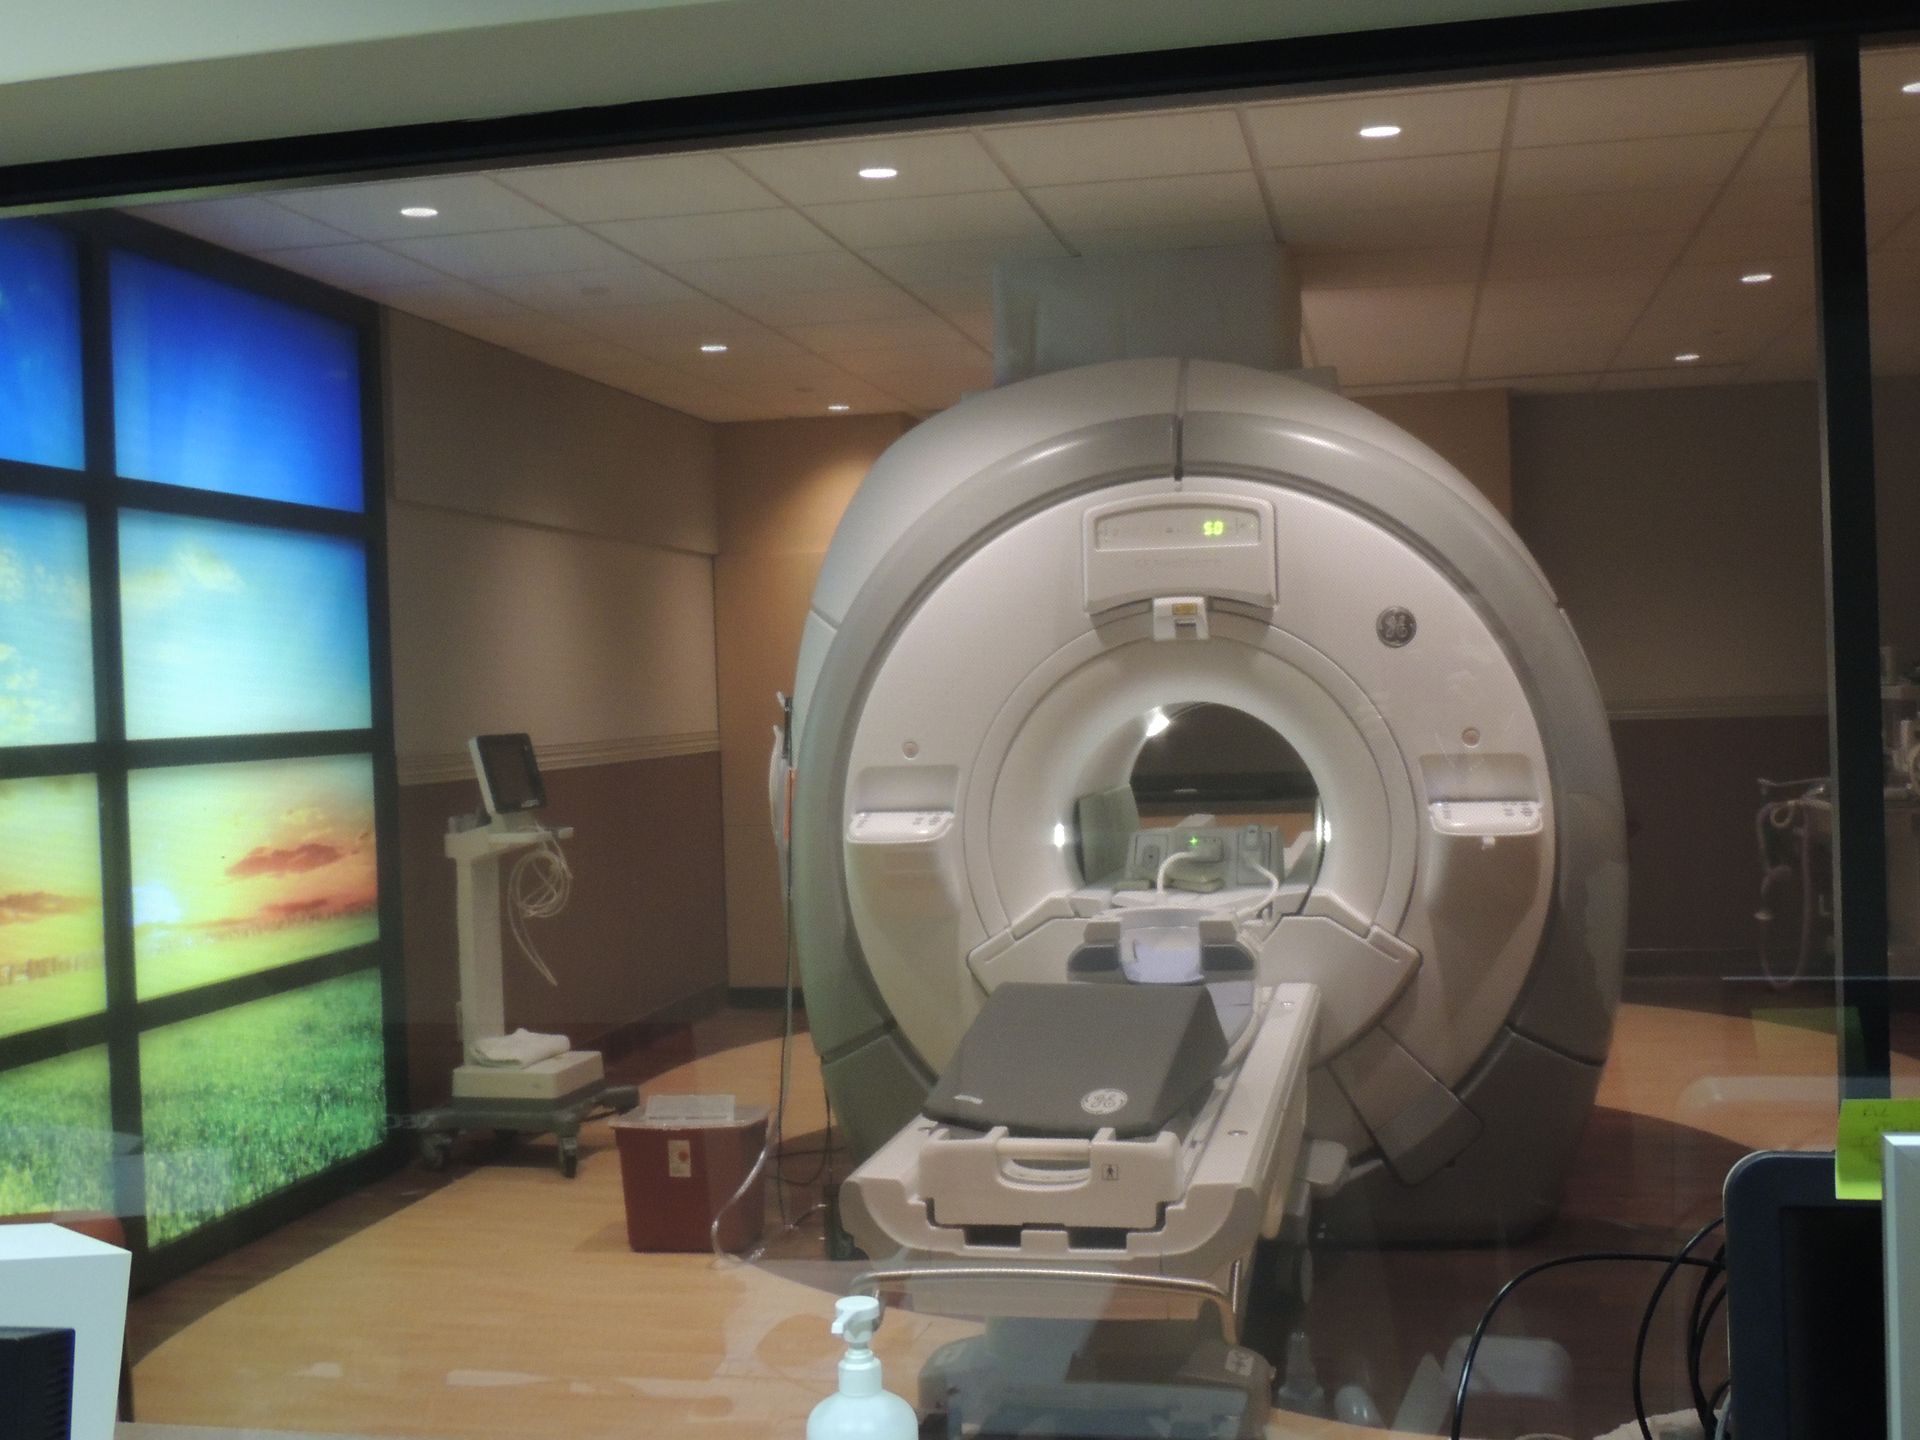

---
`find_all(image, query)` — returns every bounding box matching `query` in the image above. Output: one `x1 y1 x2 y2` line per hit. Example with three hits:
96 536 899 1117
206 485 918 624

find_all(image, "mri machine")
776 355 1627 1430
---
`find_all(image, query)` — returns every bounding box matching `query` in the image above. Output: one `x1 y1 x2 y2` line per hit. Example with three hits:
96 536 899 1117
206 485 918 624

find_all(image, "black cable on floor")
1631 1216 1725 1440
1449 1251 1721 1440
1684 1245 1726 1429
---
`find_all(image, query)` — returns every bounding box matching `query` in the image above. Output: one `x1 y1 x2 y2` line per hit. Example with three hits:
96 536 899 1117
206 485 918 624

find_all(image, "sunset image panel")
0 773 105 1040
120 510 371 740
0 494 95 747
129 754 379 1001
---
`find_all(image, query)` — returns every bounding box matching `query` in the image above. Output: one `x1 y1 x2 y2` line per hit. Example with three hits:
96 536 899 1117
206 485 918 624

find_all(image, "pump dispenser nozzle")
808 1294 916 1438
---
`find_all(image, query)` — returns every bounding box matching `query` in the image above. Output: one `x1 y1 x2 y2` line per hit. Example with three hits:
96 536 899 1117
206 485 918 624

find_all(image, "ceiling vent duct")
992 244 1302 386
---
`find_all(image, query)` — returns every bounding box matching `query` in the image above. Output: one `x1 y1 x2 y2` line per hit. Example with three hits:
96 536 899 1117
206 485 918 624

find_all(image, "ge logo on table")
1080 1088 1128 1115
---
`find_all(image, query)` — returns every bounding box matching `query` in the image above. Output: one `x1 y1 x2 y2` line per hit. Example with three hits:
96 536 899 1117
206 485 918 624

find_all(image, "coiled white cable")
507 830 571 987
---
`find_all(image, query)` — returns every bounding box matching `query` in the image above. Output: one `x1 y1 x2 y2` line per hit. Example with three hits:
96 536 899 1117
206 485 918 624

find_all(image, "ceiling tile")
832 341 991 384
590 208 840 264
731 132 1009 205
1301 284 1475 387
385 226 635 279
1469 372 1601 394
440 310 597 355
1739 320 1817 383
805 191 1053 250
1070 220 1276 253
1502 132 1749 198
728 284 933 328
1027 171 1267 240
784 315 975 354
981 109 1249 187
567 296 753 346
1494 186 1717 243
1274 203 1489 251
1735 125 1812 185
1243 83 1509 167
275 175 563 241
357 278 527 325
1861 47 1920 121
1467 295 1643 377
1701 181 1813 238
1479 273 1659 313
1264 151 1499 214
1683 221 1813 267
473 263 698 311
1484 230 1689 280
1510 60 1797 147
1865 116 1920 174
947 310 995 346
493 154 782 222
1611 265 1806 370
261 243 447 289
128 196 354 251
1296 246 1483 289
860 236 1066 286
660 249 881 300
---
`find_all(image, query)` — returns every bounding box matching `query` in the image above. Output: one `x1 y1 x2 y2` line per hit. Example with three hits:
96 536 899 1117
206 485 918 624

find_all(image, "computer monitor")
469 733 547 817
1724 1149 1886 1440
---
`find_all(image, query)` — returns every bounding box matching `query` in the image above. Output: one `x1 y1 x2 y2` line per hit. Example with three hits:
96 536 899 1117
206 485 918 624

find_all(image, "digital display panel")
1091 503 1262 551
129 754 378 1001
140 969 386 1244
0 774 104 1041
110 251 364 511
0 494 94 746
0 221 85 472
120 510 371 740
0 1045 115 1215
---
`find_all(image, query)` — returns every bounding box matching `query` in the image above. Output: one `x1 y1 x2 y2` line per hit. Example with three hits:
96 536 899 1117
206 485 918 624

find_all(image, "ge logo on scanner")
1080 1088 1128 1115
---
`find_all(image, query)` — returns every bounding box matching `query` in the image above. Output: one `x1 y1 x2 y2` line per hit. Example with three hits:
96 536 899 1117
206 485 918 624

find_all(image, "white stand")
0 1224 130 1440
406 815 635 1177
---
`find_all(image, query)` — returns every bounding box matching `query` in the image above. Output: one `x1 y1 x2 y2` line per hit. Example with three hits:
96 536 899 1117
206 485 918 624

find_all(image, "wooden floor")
125 985 1914 1440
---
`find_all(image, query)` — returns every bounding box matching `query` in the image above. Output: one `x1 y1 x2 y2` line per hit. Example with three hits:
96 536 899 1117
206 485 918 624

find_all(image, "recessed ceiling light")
1674 351 1702 363
827 403 852 412
1358 124 1402 139
699 342 729 354
857 166 899 180
399 206 439 219
1741 271 1774 285
1903 80 1920 95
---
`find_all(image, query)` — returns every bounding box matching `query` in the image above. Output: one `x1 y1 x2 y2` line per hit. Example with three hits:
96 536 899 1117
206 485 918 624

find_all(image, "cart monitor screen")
471 733 546 816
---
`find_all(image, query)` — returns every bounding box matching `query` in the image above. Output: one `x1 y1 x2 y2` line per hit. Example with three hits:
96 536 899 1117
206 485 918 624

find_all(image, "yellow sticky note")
1835 1098 1920 1200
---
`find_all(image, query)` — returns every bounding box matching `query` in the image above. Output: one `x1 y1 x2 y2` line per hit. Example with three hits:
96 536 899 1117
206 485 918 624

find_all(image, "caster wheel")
558 1137 579 1178
419 1133 453 1171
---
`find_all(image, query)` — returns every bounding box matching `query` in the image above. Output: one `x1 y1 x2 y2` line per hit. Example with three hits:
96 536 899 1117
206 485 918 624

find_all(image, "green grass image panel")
141 969 387 1245
0 1046 115 1214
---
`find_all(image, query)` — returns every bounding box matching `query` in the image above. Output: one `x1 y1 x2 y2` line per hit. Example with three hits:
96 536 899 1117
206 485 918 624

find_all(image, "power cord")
1630 1216 1725 1440
1449 1250 1722 1440
507 828 571 987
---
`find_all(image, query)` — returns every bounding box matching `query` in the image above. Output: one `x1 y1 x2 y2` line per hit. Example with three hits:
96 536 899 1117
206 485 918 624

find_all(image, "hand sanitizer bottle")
807 1295 917 1439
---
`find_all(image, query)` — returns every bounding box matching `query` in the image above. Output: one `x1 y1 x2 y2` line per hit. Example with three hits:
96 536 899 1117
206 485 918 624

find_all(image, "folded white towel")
470 1028 570 1067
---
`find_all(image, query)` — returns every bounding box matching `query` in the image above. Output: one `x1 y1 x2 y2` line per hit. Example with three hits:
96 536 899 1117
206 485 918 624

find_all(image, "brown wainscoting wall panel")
1612 712 1831 976
396 751 728 1109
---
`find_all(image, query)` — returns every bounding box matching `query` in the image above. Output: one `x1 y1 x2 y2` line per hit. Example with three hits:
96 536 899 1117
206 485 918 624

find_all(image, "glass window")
0 773 105 1040
128 754 379 1000
0 220 85 473
139 969 386 1245
0 493 94 745
119 509 371 739
110 251 365 510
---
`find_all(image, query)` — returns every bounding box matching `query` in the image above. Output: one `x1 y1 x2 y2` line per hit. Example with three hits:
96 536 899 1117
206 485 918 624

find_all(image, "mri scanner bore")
775 356 1627 1432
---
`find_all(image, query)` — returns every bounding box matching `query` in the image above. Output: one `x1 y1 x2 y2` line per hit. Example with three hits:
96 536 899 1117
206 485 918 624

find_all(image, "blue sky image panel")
110 252 364 510
0 221 85 472
120 510 371 739
0 494 94 746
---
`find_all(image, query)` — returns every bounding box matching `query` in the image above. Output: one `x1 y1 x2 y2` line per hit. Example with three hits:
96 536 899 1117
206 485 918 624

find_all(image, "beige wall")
713 414 914 987
1356 388 1513 518
1512 382 1829 717
381 313 731 1060
383 311 722 779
